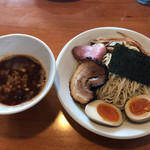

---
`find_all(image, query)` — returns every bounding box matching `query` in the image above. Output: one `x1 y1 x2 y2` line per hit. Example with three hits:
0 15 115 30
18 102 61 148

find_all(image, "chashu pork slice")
72 44 106 61
70 58 108 105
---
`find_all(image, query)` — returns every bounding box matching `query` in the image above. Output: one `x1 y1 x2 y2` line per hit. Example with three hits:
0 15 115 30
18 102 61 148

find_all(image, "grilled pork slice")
70 58 108 105
72 44 106 61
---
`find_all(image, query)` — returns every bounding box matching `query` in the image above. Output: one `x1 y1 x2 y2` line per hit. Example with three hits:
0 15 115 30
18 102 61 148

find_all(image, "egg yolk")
129 98 150 116
97 103 120 122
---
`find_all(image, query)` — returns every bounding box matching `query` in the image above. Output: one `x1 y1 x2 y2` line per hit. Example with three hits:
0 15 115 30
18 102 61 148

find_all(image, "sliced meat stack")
72 44 106 61
70 57 108 105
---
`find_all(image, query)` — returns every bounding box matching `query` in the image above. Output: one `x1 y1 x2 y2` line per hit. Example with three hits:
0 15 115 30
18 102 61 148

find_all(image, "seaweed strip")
109 44 150 86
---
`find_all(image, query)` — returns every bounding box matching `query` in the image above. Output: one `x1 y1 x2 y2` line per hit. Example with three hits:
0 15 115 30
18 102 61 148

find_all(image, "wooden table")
0 0 150 149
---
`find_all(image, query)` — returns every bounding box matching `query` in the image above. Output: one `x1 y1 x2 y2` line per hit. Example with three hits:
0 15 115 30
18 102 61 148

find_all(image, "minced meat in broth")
0 55 46 105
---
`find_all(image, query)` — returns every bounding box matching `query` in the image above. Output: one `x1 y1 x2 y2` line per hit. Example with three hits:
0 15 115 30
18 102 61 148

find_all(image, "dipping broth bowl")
0 34 56 114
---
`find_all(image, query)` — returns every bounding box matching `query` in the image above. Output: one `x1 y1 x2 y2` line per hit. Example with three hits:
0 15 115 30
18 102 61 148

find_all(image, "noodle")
96 53 150 110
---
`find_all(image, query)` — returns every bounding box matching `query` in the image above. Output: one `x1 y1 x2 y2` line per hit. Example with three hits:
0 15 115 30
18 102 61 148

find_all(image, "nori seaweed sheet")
109 44 150 86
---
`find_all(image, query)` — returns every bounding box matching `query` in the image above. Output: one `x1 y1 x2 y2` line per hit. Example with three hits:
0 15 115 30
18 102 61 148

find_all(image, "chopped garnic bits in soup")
0 54 46 106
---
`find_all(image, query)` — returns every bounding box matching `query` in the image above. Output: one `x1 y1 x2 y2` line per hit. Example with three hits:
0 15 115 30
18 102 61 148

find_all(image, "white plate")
54 27 150 139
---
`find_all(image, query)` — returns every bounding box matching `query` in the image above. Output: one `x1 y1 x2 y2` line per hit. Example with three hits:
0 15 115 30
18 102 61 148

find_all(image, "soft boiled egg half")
125 95 150 122
85 100 123 126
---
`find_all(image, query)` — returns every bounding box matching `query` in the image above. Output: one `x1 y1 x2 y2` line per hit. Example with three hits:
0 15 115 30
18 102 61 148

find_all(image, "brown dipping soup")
0 54 46 106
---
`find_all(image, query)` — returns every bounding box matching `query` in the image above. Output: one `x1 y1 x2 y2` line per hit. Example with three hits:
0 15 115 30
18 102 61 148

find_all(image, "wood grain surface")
0 0 150 150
